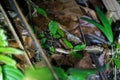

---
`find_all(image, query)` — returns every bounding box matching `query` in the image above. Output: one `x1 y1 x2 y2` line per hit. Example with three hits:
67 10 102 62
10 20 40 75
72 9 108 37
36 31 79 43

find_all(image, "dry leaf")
98 53 105 66
75 52 95 69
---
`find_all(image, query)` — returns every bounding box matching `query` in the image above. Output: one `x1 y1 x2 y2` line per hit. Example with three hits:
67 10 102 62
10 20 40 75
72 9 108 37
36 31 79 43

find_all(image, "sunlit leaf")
49 47 55 53
0 29 7 40
36 7 47 17
63 39 73 49
0 66 3 80
24 67 53 80
74 44 86 51
48 21 58 35
113 59 120 68
0 55 16 67
3 65 24 80
0 40 8 47
117 44 120 50
0 47 24 54
0 29 8 47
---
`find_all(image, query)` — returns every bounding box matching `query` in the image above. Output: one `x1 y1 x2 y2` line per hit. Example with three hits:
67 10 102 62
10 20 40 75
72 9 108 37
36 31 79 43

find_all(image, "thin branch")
13 0 59 80
0 4 33 68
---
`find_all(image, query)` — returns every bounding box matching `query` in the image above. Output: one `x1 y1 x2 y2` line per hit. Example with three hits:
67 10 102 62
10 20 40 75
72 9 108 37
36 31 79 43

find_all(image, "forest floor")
0 0 120 80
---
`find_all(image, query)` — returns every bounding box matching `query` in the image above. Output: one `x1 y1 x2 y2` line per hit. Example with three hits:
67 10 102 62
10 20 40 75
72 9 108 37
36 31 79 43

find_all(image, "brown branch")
13 0 59 80
0 4 33 68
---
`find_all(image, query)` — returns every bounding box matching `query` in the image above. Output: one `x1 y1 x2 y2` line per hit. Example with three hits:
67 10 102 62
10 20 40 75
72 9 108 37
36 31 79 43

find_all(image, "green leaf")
36 7 47 17
117 44 120 50
0 66 3 80
3 65 24 80
74 44 86 51
41 38 47 44
49 47 55 53
67 68 96 80
113 52 120 68
0 47 24 54
0 40 8 47
48 21 58 35
63 39 73 49
0 29 7 40
113 59 120 68
80 17 105 34
95 7 113 43
0 55 16 67
53 34 61 39
53 67 67 80
57 29 64 37
80 7 113 44
80 17 112 44
24 67 53 80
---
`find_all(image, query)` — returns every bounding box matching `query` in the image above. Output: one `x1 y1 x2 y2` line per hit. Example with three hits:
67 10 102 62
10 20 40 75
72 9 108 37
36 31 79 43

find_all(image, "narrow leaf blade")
0 47 24 54
57 29 64 37
74 44 86 51
0 55 16 67
80 17 106 34
63 39 73 49
80 17 110 43
3 65 24 80
95 7 113 43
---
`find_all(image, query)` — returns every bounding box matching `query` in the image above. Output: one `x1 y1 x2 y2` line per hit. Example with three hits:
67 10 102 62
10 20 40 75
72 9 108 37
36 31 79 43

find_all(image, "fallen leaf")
75 52 95 69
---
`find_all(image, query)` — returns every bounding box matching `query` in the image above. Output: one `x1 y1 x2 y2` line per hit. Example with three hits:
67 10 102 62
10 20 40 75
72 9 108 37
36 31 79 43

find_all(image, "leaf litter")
1 0 120 80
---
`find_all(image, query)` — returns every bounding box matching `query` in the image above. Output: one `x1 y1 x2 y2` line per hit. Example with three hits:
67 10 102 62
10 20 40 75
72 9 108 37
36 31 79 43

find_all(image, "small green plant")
48 20 86 56
0 28 24 80
48 20 64 39
81 7 113 44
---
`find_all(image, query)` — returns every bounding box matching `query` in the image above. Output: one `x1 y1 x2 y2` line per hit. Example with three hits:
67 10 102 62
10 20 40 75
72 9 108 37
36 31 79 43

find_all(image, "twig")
114 66 117 80
88 33 110 45
13 0 59 80
78 18 86 44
